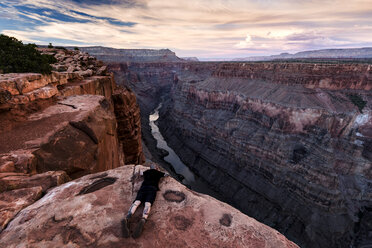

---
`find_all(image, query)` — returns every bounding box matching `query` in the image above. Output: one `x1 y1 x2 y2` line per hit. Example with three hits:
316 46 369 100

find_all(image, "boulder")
0 80 19 95
0 165 298 248
24 85 59 102
96 66 107 76
0 170 70 193
0 95 121 177
0 89 11 104
0 186 43 232
0 150 37 174
78 69 93 78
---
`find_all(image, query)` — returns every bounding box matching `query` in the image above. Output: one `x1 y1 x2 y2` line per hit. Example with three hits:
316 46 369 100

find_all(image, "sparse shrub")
0 34 56 74
74 47 79 51
347 93 367 113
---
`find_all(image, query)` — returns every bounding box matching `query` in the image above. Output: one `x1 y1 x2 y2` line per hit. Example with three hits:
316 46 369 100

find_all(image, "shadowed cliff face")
107 62 219 178
111 61 372 248
159 63 372 248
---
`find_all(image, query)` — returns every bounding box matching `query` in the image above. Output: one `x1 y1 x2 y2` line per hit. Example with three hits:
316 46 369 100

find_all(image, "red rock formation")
0 171 70 231
0 49 144 232
113 86 145 164
0 186 43 232
0 165 298 248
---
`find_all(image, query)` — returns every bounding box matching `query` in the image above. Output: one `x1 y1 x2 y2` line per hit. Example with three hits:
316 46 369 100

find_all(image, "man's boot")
121 215 131 238
132 218 146 239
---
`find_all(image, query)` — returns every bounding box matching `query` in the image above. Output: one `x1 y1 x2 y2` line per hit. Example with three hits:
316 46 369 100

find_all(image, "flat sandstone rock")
0 165 298 248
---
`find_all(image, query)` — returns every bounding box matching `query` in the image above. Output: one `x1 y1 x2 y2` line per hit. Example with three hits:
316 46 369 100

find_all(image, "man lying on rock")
122 164 168 239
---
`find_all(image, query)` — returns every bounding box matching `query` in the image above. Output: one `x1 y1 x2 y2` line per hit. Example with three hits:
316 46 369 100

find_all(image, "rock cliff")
0 165 298 248
157 62 372 247
57 50 372 247
79 46 183 63
106 62 219 163
0 47 300 247
107 62 185 166
0 48 144 232
113 87 145 165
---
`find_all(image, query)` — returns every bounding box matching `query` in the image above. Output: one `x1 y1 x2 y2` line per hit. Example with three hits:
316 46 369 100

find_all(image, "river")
149 102 222 197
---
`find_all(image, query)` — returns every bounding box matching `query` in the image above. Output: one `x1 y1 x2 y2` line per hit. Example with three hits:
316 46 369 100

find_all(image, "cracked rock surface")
0 165 298 248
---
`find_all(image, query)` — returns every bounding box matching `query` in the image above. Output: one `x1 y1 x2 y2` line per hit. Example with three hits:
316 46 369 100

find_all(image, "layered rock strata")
84 55 372 247
0 165 298 248
0 48 144 233
107 62 218 164
113 86 144 164
108 62 182 166
158 62 372 247
80 46 184 62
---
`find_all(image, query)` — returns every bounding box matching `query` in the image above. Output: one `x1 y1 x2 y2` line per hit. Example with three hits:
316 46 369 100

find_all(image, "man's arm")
156 170 168 178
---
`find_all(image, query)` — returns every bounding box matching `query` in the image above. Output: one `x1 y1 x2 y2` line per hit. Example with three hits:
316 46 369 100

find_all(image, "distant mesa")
233 47 372 61
181 57 199 62
77 46 184 63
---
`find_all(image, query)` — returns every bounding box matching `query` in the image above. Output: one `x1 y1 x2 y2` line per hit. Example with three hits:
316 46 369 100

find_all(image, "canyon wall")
0 48 301 247
158 62 372 247
107 62 185 165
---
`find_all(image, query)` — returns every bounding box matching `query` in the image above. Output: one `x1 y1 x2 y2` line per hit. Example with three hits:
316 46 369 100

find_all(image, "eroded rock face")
0 49 144 230
0 95 120 177
157 62 372 248
34 95 121 176
112 86 145 165
0 165 298 248
0 49 115 133
0 94 119 231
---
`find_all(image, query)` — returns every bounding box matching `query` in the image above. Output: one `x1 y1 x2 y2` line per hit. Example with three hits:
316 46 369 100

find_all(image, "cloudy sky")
1 0 372 59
